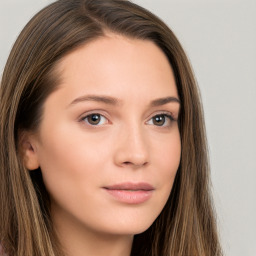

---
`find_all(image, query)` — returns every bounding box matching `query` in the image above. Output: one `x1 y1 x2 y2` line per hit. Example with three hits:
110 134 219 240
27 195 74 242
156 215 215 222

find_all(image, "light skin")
23 33 181 256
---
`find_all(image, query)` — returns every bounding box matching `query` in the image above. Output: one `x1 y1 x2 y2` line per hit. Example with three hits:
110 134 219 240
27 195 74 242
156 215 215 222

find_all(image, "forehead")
52 34 178 103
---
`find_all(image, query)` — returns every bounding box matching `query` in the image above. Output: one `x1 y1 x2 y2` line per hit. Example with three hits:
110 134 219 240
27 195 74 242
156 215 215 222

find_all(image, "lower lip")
104 189 153 204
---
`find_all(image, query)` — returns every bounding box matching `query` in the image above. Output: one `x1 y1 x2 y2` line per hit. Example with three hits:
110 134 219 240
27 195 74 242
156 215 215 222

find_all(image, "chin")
99 212 158 236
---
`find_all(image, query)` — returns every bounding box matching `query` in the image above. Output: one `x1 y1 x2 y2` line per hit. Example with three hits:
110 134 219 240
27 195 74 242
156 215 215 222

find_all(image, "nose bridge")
114 119 149 168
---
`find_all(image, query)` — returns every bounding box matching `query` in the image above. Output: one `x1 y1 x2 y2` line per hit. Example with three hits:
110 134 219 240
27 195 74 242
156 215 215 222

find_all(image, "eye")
147 114 175 127
81 113 108 126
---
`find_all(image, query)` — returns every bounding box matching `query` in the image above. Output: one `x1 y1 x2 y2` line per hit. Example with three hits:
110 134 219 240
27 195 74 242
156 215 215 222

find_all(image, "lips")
103 182 154 204
104 182 154 191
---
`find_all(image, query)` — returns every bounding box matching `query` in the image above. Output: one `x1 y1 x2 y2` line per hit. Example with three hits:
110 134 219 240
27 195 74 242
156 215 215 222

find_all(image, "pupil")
154 115 165 126
89 114 100 124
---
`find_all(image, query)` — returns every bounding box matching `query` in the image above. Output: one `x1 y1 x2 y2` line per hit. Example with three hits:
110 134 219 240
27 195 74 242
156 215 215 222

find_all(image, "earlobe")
19 132 40 171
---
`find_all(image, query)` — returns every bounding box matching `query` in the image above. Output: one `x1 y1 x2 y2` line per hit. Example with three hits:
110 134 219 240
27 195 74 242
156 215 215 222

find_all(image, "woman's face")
27 34 181 236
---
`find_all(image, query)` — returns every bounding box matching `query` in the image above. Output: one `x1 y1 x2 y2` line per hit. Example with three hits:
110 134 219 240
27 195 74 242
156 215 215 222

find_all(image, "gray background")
0 0 255 255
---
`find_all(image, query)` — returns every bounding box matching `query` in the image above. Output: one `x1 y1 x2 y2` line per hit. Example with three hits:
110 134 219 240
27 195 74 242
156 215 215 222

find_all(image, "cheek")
154 130 181 194
35 128 106 202
37 123 108 172
37 122 116 184
156 130 181 174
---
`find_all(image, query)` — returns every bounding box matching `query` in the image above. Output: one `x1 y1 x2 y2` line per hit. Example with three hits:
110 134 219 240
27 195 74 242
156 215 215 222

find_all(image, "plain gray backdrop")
0 0 255 255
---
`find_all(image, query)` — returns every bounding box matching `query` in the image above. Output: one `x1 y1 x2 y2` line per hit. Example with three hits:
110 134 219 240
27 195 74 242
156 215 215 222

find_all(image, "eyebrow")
68 94 180 107
150 96 180 107
69 95 120 107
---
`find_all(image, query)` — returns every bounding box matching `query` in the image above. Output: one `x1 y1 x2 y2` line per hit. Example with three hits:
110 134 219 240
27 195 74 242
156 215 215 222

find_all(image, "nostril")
123 161 132 165
123 161 148 167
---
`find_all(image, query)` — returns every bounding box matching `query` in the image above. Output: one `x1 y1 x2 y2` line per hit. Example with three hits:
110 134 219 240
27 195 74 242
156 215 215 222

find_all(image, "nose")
113 124 149 169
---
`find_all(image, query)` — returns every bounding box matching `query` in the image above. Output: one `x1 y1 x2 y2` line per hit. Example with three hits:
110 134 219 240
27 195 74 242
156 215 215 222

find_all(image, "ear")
19 131 40 171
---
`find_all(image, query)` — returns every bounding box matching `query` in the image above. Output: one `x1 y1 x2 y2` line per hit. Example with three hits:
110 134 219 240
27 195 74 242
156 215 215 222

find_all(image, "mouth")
103 182 154 204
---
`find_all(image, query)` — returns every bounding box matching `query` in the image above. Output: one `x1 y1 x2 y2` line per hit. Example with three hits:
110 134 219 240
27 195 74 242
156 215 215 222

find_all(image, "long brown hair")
0 0 222 255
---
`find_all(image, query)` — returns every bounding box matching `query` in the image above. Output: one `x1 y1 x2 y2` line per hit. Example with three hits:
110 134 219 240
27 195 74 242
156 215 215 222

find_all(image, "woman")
0 0 223 255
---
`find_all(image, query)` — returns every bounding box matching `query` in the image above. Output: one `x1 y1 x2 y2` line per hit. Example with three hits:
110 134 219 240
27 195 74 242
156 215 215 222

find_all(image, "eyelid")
148 111 176 121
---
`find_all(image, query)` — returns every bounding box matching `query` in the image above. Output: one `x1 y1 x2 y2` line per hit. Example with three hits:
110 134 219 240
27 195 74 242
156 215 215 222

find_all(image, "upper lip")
103 182 154 191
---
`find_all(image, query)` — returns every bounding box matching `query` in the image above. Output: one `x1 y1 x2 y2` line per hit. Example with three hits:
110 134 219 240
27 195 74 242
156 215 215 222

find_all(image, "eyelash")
79 112 176 128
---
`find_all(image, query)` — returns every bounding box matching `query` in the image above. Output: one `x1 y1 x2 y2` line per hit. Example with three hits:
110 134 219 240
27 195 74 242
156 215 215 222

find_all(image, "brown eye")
147 113 174 127
152 115 166 126
83 114 108 126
